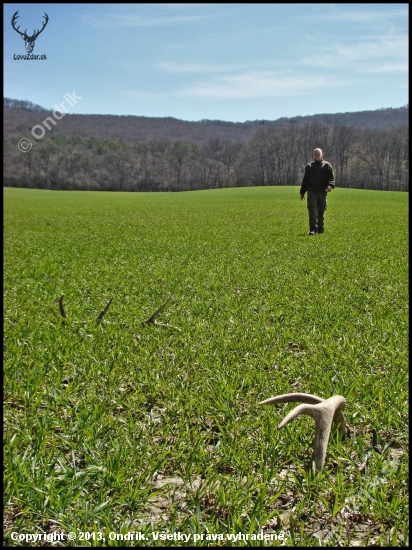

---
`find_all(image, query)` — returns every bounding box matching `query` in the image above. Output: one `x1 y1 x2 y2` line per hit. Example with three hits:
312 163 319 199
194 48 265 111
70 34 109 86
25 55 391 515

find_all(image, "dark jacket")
300 160 335 195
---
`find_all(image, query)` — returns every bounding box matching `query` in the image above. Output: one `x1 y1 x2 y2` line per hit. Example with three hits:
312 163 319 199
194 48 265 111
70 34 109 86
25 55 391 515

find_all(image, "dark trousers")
307 191 327 232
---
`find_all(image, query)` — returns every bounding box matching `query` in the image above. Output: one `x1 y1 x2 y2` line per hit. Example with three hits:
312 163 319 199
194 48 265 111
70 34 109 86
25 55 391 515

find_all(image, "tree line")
3 98 49 112
4 122 408 192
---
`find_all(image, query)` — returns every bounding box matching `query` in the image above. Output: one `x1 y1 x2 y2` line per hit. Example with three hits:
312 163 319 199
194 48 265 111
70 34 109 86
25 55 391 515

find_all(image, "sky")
4 3 409 123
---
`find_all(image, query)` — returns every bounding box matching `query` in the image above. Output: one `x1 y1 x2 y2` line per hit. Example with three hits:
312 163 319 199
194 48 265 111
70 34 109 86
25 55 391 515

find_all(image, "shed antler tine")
259 392 347 471
96 297 113 322
277 403 315 429
144 297 171 324
259 393 324 406
58 295 67 319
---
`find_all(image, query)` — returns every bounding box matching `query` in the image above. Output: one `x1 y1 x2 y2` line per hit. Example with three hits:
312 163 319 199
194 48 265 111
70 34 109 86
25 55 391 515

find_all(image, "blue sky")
4 3 408 122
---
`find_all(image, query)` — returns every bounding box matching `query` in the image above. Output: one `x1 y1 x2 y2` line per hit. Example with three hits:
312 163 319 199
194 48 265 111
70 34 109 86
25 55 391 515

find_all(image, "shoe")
318 229 324 234
309 230 317 235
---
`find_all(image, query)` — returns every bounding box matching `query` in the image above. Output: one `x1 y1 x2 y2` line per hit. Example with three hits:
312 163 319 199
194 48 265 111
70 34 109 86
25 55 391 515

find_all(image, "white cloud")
177 72 338 99
336 36 408 61
360 62 408 74
301 8 408 23
81 13 213 28
121 71 354 101
298 34 408 73
158 61 248 73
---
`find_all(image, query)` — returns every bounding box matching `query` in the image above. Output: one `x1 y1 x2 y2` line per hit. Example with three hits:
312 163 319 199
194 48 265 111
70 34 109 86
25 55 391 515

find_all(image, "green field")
3 186 408 546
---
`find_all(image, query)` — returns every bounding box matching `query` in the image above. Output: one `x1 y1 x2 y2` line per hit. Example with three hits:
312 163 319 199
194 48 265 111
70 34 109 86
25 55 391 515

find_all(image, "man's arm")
300 165 309 198
327 163 335 188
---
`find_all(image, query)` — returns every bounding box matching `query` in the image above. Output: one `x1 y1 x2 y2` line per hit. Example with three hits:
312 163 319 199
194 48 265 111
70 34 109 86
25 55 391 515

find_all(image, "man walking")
300 148 335 235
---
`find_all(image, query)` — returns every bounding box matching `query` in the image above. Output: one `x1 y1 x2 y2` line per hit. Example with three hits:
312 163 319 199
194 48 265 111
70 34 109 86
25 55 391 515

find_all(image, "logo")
18 138 33 153
11 10 49 54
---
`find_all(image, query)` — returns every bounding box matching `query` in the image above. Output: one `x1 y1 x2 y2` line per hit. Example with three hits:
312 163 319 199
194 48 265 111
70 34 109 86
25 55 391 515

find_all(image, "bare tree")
329 125 354 188
168 141 191 189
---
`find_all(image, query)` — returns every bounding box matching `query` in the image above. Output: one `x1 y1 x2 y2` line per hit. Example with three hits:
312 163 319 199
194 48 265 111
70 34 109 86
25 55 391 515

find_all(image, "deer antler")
11 11 25 37
32 13 49 40
143 298 171 324
58 295 67 319
259 393 347 471
96 298 113 322
58 296 113 323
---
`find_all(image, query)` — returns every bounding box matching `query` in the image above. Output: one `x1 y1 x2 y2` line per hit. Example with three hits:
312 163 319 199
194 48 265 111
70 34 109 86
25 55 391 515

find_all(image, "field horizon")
4 185 408 546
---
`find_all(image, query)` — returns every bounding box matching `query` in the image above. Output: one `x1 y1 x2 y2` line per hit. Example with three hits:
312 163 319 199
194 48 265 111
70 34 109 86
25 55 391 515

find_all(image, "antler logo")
11 10 49 54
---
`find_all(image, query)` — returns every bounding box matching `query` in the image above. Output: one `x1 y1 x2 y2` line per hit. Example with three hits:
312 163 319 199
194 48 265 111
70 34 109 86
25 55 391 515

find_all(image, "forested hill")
3 98 409 192
3 98 408 145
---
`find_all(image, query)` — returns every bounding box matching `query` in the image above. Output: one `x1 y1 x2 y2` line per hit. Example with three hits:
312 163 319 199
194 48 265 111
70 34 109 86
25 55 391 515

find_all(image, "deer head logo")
11 10 49 54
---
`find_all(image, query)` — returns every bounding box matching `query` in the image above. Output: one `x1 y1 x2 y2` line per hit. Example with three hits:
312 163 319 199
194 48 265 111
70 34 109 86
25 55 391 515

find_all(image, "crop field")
3 186 408 547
